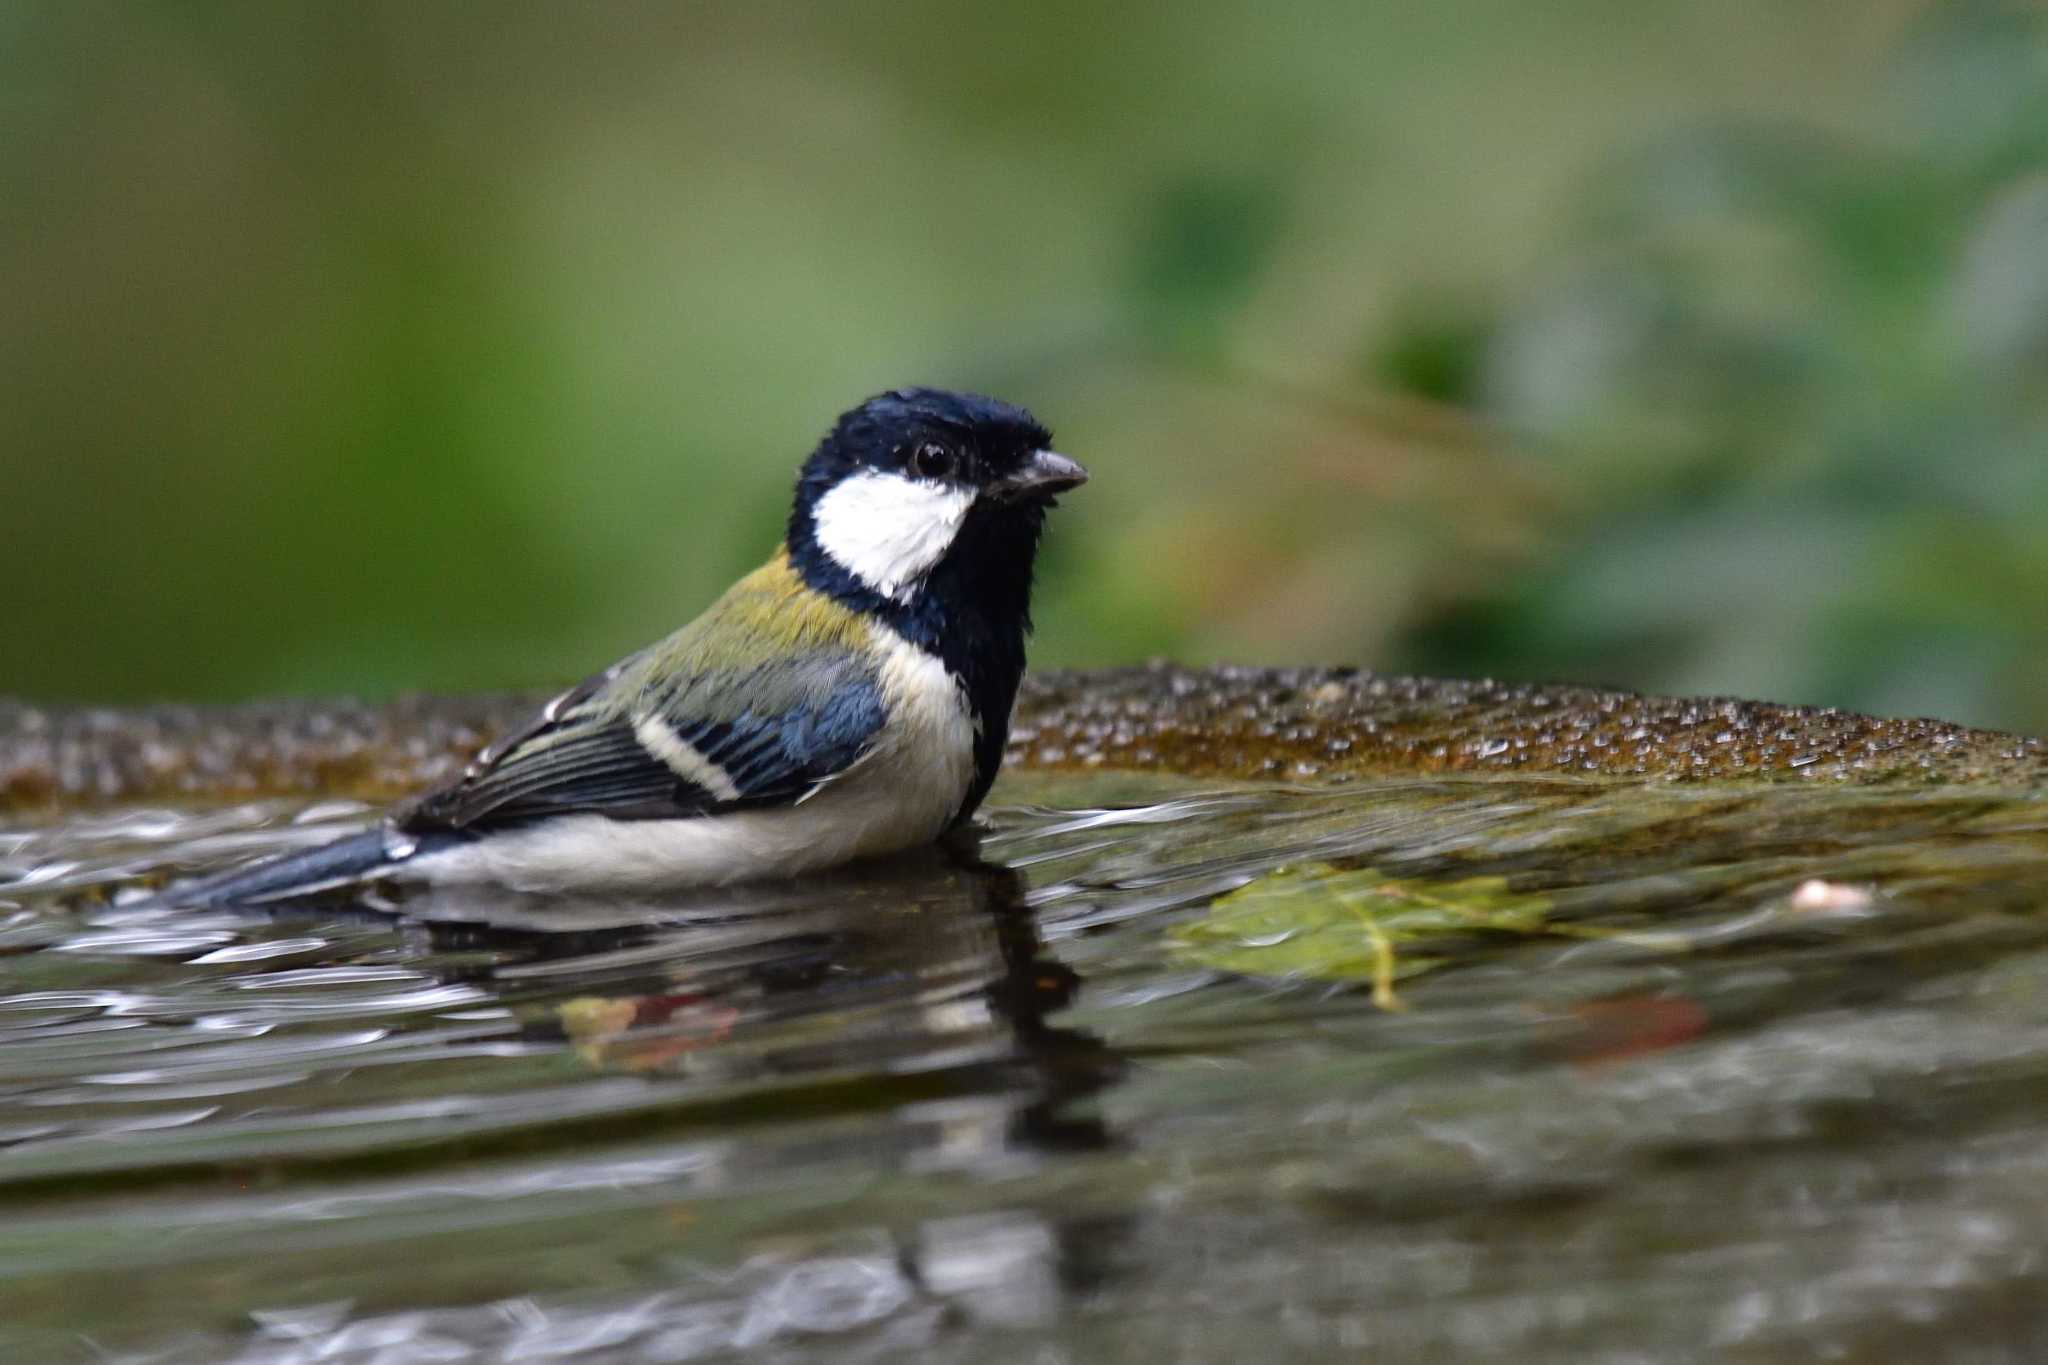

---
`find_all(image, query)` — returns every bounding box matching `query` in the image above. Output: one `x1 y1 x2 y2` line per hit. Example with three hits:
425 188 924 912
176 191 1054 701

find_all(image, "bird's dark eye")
910 441 956 480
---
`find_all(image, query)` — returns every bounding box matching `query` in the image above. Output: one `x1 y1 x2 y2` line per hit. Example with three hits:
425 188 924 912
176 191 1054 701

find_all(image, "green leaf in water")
1172 863 1562 1010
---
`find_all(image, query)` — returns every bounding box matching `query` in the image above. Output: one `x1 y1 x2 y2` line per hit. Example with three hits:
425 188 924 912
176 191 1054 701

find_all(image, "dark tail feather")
162 829 456 909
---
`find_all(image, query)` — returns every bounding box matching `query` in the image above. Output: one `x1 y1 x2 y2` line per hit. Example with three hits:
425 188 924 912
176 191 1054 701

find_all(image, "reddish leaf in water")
1564 995 1709 1068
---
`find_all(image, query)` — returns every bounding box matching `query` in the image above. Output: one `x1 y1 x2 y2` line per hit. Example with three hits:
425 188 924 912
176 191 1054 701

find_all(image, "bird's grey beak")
992 449 1089 501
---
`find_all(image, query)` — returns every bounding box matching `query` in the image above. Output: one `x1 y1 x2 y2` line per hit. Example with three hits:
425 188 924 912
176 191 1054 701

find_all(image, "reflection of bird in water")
150 829 1131 1343
399 832 1133 1327
398 830 1119 1162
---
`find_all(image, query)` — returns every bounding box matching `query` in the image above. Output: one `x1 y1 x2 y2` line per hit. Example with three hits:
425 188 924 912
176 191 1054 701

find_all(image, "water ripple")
2 772 2047 1362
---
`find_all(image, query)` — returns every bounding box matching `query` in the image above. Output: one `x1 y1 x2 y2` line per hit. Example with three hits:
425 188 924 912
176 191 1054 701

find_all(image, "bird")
161 388 1086 907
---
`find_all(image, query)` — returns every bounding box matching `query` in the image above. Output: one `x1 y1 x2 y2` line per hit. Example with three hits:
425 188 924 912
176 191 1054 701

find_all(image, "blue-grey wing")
397 655 886 833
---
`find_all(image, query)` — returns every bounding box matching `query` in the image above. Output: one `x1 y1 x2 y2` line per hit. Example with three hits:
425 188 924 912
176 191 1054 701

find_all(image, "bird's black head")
786 387 1084 616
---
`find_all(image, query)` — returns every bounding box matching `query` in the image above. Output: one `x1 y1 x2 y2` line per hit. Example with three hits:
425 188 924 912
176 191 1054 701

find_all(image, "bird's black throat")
786 496 1048 817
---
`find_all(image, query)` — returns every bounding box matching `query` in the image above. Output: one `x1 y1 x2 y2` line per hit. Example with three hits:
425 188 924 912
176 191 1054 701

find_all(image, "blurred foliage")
4 2 2046 733
1421 3 2048 731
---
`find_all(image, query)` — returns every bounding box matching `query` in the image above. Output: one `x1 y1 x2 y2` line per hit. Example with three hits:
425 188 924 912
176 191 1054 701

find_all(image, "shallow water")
5 769 2048 1362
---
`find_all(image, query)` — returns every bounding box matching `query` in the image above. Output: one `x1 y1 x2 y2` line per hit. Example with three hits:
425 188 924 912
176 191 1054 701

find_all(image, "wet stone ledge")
2 664 2043 813
1010 666 2047 786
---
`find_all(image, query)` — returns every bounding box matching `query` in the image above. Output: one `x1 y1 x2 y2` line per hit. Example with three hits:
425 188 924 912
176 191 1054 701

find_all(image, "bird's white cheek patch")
811 471 976 600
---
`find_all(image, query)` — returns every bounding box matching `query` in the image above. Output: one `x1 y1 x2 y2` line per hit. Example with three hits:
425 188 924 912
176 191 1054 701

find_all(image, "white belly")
405 627 979 893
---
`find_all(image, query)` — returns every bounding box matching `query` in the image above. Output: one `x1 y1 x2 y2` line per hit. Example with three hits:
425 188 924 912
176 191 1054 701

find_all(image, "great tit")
165 388 1086 905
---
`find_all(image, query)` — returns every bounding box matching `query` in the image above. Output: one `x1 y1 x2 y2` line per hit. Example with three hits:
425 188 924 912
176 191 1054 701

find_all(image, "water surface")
5 769 2048 1361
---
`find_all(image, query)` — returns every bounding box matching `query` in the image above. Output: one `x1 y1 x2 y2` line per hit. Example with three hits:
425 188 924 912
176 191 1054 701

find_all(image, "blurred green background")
6 1 2047 732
